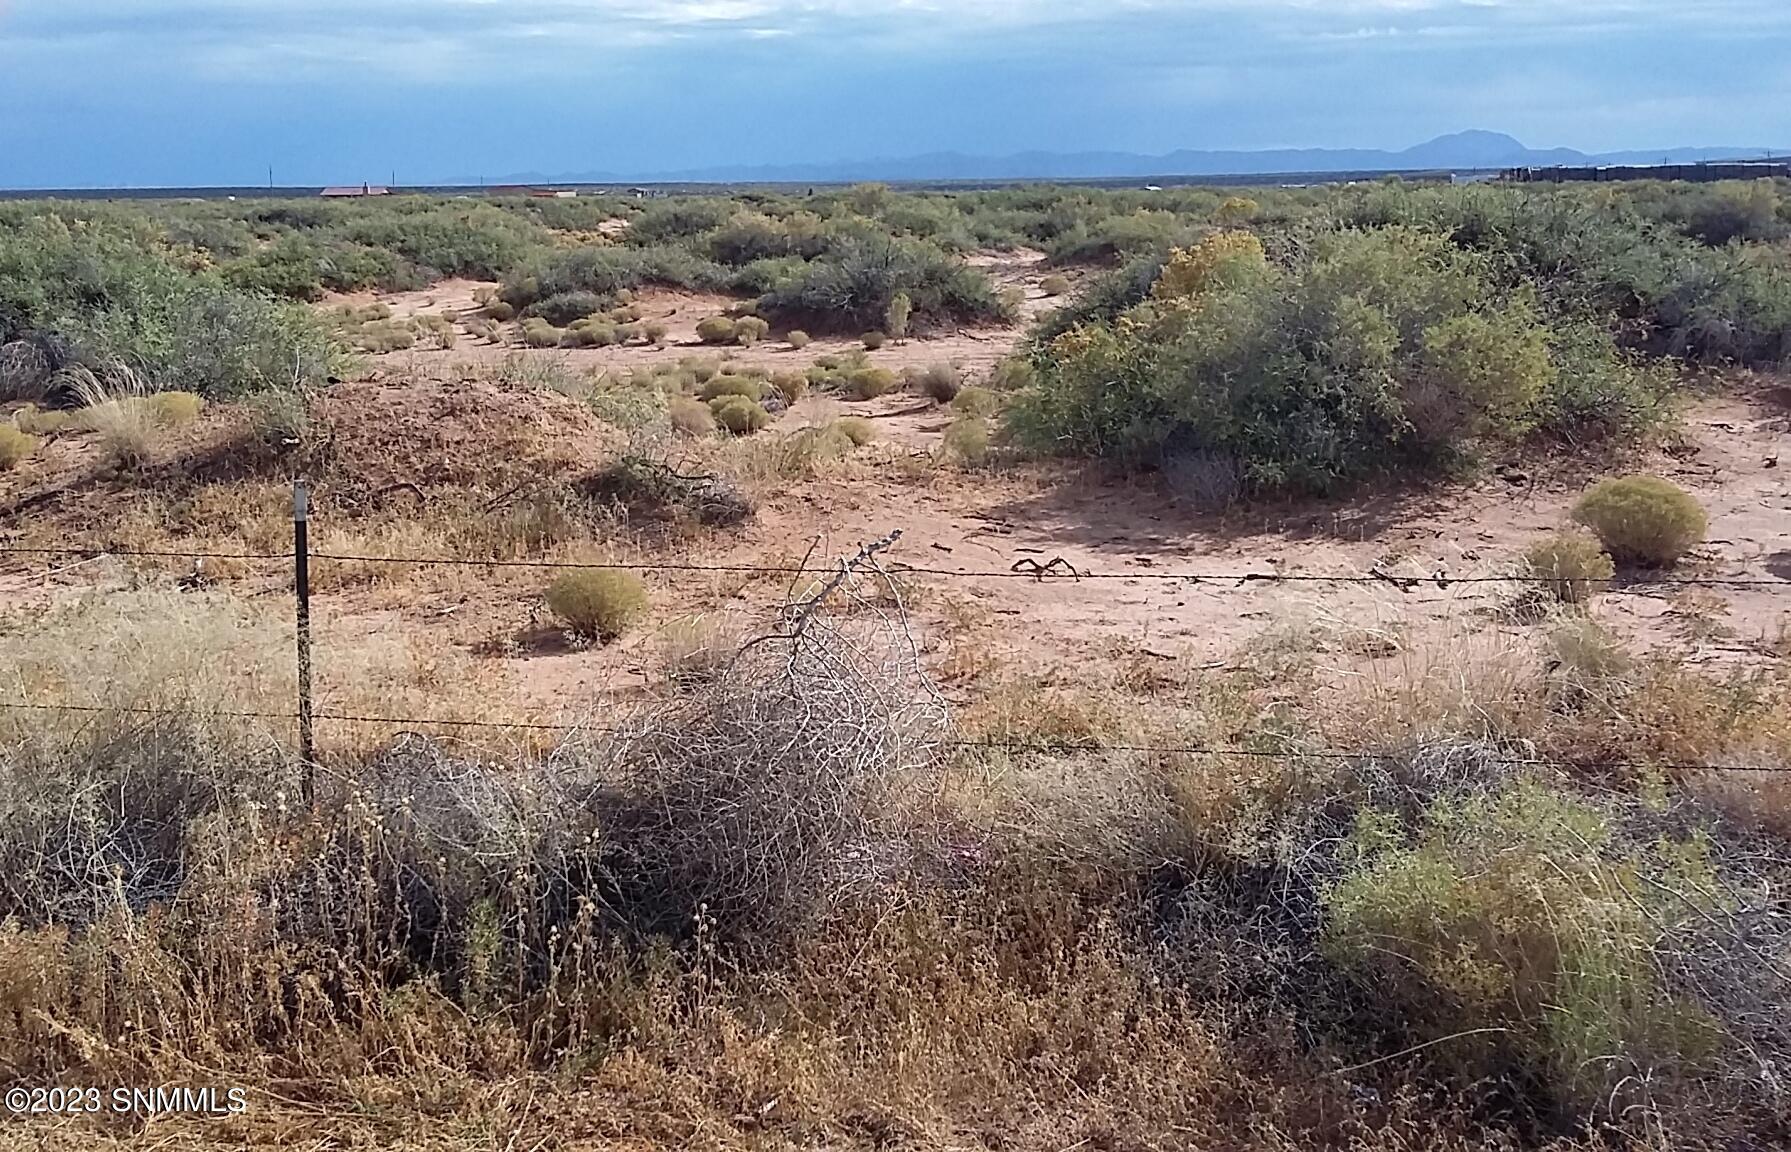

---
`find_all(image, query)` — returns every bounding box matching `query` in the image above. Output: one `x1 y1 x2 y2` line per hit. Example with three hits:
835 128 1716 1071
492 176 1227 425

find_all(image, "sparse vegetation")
544 568 648 640
786 328 811 349
695 315 738 344
1572 475 1709 567
0 423 37 469
1040 273 1071 297
847 365 897 399
709 394 771 434
861 329 887 350
668 395 716 437
1526 530 1617 605
913 360 961 402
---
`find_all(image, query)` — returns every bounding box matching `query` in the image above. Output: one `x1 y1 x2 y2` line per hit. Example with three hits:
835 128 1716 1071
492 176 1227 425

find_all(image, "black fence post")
294 476 315 802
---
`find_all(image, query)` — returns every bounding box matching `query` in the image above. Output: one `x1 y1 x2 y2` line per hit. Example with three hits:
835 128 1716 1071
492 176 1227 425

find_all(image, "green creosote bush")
524 290 610 327
847 366 897 400
544 569 648 641
861 330 887 351
1524 530 1616 605
709 395 771 435
696 316 739 345
1571 476 1708 568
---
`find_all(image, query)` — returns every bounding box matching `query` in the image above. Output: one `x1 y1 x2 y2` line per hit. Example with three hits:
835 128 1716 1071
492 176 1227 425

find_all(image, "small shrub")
834 416 876 446
861 331 887 351
709 395 771 435
580 323 620 347
669 396 716 437
12 405 69 436
786 330 811 350
734 316 770 347
142 391 204 427
524 290 608 327
1040 274 1071 297
885 292 912 341
682 356 723 384
848 366 897 400
769 371 808 406
951 385 1001 418
545 570 648 641
1572 476 1708 567
1525 530 1615 605
615 323 642 345
558 329 584 349
522 321 565 348
0 425 38 470
486 301 517 322
643 320 669 345
913 361 961 403
943 416 990 464
696 316 739 345
989 357 1034 391
699 375 764 402
245 389 310 451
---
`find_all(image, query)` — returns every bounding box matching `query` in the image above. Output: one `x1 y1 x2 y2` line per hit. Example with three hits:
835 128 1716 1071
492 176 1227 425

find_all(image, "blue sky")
3 1 1790 187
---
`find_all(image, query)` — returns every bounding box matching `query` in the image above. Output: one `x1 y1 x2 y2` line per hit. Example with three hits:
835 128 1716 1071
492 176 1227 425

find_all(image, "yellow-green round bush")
848 366 897 400
523 321 564 348
682 356 722 384
0 425 38 470
1525 530 1616 605
951 385 1000 418
709 395 771 435
786 330 811 350
669 396 716 437
734 316 770 346
834 416 876 446
699 375 764 402
486 301 517 322
643 320 669 345
861 331 887 351
1039 274 1071 297
943 416 990 464
913 362 961 402
1571 476 1708 568
546 570 648 641
144 391 204 426
696 316 739 345
770 371 808 406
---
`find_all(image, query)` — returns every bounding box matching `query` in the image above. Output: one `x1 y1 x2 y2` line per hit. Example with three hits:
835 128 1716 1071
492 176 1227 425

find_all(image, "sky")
2 0 1790 187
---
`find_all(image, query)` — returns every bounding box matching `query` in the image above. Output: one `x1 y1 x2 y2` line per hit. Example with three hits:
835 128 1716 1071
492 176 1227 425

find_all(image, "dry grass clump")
912 360 961 402
698 374 763 402
1039 273 1071 297
0 424 37 470
545 569 648 641
59 364 161 469
952 384 1002 418
786 329 811 350
861 330 887 351
668 395 716 437
769 369 807 406
943 415 991 464
1524 529 1615 605
521 318 565 348
833 415 876 446
733 315 770 347
1571 475 1708 567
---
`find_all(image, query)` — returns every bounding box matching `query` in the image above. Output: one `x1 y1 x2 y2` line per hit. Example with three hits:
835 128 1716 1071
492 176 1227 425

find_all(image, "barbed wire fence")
4 478 1791 796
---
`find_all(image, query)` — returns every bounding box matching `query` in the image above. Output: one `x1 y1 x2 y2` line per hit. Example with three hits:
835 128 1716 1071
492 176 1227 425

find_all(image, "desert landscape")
1 179 1789 1150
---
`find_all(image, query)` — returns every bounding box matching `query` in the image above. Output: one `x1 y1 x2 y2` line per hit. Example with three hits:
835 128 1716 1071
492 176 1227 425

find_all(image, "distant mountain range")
480 131 1787 186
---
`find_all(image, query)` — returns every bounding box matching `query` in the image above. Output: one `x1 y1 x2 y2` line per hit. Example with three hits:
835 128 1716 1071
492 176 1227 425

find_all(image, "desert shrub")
502 244 727 310
1325 779 1725 1109
734 315 770 347
1571 476 1708 567
12 404 69 436
244 388 310 451
754 234 1009 334
989 356 1034 391
885 292 912 341
913 361 961 402
614 323 641 345
833 416 876 446
861 331 887 351
0 424 37 469
579 322 620 347
522 319 565 348
143 390 203 426
696 316 739 345
668 396 716 437
558 329 584 349
1031 252 1165 344
709 395 771 435
847 366 897 399
1215 195 1259 226
545 570 648 641
1525 531 1616 605
951 385 1001 418
682 355 722 383
942 416 989 464
1008 226 1642 493
699 375 764 402
643 320 669 345
524 290 609 327
486 300 517 322
1039 274 1071 297
786 329 811 350
580 455 753 528
769 371 807 406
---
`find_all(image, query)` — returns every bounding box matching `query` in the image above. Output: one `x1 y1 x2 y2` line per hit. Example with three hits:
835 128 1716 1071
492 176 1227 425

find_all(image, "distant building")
320 184 392 198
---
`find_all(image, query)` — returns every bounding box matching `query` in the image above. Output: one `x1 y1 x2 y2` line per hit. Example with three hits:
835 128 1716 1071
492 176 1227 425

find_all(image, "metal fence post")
294 476 315 802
